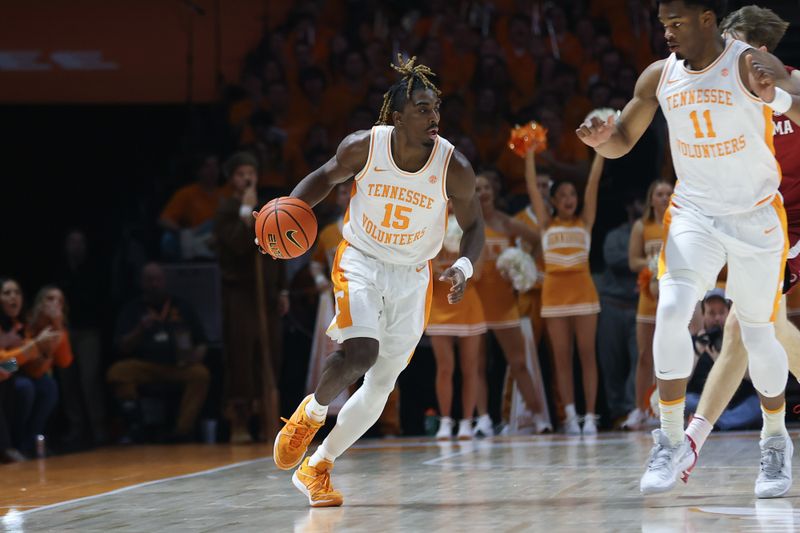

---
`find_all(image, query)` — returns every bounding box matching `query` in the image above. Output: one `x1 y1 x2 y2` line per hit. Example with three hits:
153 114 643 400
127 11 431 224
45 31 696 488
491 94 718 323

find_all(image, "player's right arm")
576 60 665 159
290 130 371 207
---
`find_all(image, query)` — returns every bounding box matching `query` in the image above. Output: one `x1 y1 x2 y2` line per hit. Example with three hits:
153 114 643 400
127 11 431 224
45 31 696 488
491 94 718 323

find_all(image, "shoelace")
281 416 311 449
647 443 673 471
308 468 334 494
760 447 785 478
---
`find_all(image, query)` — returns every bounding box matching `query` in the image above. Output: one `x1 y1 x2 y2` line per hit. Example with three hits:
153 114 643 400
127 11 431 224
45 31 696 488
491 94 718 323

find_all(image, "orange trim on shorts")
408 261 435 365
771 195 789 322
330 240 353 328
659 396 685 407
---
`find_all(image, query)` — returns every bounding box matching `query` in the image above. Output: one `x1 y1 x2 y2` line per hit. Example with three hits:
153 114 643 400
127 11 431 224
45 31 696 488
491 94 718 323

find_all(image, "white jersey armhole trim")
655 56 672 99
353 128 377 182
733 46 765 103
441 145 455 201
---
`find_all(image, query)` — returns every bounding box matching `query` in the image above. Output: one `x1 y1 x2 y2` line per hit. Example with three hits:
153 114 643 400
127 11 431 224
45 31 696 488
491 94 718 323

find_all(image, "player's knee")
741 323 789 397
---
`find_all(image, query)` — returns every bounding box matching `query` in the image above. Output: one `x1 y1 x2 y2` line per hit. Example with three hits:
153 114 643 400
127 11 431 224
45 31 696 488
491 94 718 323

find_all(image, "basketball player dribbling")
576 0 800 497
265 56 485 507
679 4 800 492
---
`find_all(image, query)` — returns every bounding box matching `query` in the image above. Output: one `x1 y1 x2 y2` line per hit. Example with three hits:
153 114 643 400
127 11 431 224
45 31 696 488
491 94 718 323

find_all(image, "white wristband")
765 87 792 114
239 204 255 218
451 257 474 280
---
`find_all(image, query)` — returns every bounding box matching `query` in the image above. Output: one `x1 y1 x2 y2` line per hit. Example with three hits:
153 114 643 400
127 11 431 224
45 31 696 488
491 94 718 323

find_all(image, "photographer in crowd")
686 289 761 431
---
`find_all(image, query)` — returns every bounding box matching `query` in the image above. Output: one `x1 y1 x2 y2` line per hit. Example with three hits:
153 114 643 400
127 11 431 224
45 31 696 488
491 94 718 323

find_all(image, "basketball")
255 197 317 259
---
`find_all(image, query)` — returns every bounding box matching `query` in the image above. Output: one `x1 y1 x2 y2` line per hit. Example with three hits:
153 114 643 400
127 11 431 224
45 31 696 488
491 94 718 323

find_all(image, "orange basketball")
255 197 317 259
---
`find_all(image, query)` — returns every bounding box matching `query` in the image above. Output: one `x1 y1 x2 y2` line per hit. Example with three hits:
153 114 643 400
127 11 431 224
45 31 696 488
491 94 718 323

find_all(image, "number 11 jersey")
657 38 781 216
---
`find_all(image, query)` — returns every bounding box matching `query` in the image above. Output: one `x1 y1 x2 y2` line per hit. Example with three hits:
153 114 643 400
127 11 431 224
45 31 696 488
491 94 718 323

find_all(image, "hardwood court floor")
2 432 799 532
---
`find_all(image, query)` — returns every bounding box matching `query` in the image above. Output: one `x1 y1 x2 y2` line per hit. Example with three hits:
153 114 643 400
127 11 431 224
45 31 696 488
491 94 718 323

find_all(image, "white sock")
685 415 713 453
761 402 788 440
659 397 685 446
305 394 328 423
308 444 334 468
565 403 577 420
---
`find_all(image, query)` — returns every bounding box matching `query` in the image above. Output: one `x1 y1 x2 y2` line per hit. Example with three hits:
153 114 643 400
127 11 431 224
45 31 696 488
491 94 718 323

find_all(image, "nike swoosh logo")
416 265 427 273
764 226 778 235
286 229 302 248
373 166 389 172
666 78 681 84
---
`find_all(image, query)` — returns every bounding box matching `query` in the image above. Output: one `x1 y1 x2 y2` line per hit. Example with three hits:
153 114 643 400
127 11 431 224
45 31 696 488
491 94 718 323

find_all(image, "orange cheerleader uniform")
426 248 487 337
514 206 546 331
541 217 600 317
636 219 663 324
473 225 521 329
311 218 344 271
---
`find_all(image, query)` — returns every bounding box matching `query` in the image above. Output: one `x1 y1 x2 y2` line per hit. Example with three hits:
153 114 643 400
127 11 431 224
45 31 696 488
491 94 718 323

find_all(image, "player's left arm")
442 150 485 304
742 50 800 125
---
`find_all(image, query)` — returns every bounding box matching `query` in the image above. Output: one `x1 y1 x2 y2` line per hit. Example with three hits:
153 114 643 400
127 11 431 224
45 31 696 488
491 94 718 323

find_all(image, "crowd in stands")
4 0 779 461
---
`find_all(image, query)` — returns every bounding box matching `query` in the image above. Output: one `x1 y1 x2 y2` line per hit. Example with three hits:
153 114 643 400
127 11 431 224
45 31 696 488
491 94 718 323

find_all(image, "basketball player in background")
681 3 800 484
577 0 800 497
264 56 484 507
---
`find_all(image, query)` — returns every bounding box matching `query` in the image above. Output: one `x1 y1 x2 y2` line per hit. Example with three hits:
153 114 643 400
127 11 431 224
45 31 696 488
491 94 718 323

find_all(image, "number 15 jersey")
657 39 781 216
342 125 454 264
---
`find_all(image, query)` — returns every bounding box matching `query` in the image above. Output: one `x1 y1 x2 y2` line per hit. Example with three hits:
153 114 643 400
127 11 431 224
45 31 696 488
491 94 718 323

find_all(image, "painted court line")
17 457 271 516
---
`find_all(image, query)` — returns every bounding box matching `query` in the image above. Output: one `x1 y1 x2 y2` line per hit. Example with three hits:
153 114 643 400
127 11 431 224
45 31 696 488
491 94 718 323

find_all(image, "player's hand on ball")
253 237 269 256
439 267 466 304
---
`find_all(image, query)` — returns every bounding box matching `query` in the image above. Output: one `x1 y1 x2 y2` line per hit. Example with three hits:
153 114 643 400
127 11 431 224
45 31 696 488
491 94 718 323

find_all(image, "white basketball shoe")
755 434 793 498
640 429 697 495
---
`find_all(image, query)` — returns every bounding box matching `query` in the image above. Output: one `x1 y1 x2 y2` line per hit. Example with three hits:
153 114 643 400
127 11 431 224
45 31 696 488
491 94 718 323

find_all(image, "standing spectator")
596 195 642 426
57 229 108 447
107 263 210 443
215 152 287 443
526 148 605 435
623 180 673 429
0 278 62 456
159 154 228 260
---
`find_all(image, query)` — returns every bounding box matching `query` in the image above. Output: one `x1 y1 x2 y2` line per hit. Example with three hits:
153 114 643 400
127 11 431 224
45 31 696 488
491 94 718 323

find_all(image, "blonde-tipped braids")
376 54 441 125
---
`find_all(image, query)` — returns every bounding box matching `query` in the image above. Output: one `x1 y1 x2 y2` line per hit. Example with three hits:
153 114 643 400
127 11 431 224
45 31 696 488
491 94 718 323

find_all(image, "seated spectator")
159 154 229 260
0 367 24 462
107 262 210 443
18 286 75 455
686 289 760 430
0 278 63 456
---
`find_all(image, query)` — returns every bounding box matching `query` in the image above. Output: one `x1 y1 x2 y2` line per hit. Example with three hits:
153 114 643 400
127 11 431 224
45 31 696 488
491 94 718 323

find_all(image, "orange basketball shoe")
273 395 324 470
292 457 343 507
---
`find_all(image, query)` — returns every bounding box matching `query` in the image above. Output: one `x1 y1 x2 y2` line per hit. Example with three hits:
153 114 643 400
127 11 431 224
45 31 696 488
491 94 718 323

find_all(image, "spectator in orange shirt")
17 286 74 455
502 15 538 112
159 154 229 260
0 279 63 457
543 5 582 68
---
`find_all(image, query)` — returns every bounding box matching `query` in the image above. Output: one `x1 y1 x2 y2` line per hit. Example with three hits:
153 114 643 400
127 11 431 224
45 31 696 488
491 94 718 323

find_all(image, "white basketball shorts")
658 195 788 325
327 240 433 360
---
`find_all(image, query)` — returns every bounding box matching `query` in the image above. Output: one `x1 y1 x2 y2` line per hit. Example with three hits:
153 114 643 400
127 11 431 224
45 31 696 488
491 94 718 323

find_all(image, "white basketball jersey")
657 39 781 215
342 126 454 264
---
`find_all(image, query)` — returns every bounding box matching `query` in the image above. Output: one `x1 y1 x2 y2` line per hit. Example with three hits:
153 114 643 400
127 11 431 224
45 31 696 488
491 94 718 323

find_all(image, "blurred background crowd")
1 0 798 461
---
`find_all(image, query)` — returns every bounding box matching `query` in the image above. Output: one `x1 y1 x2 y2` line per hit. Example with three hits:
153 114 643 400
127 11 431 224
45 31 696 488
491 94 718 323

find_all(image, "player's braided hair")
376 54 441 125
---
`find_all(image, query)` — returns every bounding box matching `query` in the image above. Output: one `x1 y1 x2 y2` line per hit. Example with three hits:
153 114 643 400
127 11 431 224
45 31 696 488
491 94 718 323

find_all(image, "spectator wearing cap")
685 290 761 430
